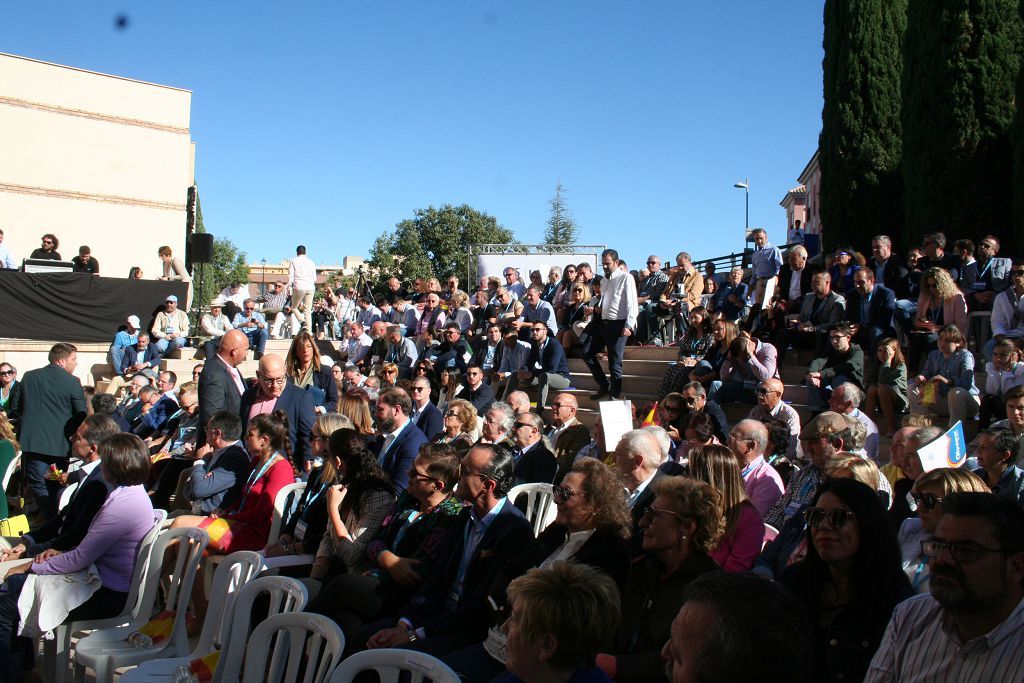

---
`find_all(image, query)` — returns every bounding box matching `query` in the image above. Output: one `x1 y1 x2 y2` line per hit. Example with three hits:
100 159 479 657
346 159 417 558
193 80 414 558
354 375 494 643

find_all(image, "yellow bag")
0 515 29 537
921 381 938 408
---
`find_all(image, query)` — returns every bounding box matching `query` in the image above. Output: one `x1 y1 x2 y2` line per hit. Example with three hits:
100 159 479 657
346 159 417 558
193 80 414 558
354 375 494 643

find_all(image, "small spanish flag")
641 402 658 427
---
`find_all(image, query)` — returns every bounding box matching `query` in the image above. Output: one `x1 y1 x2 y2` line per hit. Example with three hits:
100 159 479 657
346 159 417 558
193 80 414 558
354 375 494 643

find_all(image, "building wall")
0 53 194 280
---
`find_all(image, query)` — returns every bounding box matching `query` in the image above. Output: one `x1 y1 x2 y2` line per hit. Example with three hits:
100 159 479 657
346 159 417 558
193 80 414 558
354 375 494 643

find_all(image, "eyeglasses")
513 421 534 429
531 328 546 334
0 371 13 377
459 467 495 482
550 402 571 410
410 469 441 484
260 376 287 386
756 387 778 396
803 507 856 529
552 484 578 502
979 242 995 249
411 386 427 392
244 307 255 311
1011 270 1024 277
642 505 687 524
444 411 460 417
829 335 849 342
911 492 945 510
42 240 53 245
921 540 1008 563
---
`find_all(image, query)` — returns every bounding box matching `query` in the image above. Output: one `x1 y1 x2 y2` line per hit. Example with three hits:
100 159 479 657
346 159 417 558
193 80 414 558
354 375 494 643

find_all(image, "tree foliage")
544 181 580 245
901 0 1022 248
819 0 907 253
191 190 249 304
368 204 516 284
1014 0 1024 245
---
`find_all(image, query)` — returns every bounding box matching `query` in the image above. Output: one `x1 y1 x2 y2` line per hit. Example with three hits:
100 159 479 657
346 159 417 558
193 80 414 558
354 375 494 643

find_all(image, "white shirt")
849 408 880 461
788 268 803 301
600 269 639 330
627 470 657 508
344 333 373 365
219 286 248 308
289 254 317 290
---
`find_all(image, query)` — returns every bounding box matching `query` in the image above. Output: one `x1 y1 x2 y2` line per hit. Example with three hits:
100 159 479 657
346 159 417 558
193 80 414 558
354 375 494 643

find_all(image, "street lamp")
733 178 749 233
260 258 267 296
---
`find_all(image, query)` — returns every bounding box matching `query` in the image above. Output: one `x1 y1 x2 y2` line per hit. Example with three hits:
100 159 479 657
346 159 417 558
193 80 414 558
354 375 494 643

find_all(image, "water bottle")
173 665 198 683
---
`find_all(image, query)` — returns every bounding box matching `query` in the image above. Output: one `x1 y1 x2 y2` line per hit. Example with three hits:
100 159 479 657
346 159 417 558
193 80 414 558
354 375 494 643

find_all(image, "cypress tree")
902 0 1022 250
820 0 907 253
1013 0 1024 246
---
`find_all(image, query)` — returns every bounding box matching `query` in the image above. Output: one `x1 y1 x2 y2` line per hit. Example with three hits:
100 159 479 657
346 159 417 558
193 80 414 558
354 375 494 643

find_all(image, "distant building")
247 255 366 294
780 149 821 256
0 52 195 279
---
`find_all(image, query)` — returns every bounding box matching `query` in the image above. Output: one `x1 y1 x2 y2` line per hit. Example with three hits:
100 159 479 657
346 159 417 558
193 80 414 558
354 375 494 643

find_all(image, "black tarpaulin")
0 271 190 342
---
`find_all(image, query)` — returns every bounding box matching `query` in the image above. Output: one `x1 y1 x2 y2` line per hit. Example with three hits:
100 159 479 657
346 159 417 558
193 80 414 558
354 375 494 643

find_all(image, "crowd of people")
0 232 1021 681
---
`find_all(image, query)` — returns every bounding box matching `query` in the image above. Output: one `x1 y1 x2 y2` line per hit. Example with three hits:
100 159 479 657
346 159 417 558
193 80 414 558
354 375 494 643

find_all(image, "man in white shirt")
583 248 638 400
340 321 373 367
746 378 801 459
503 267 527 299
218 281 249 321
0 228 16 269
289 244 317 333
493 327 532 398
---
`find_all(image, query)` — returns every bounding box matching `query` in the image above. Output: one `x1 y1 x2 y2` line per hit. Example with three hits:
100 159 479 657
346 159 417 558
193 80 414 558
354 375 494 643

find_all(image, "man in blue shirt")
108 315 141 373
231 298 268 360
749 228 783 308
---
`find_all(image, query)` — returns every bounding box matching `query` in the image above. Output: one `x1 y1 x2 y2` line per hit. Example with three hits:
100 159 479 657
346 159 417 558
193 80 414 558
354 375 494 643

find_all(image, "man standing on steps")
198 329 249 446
584 248 638 401
289 244 317 334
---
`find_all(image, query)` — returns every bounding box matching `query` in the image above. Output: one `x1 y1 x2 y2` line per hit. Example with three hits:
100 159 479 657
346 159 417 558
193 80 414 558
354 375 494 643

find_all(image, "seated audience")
688 319 738 389
863 337 909 437
179 411 253 515
728 418 785 517
547 393 591 479
984 259 1024 361
409 375 444 439
708 332 778 405
805 322 865 413
774 271 846 364
134 371 179 439
828 382 880 462
973 428 1024 506
747 378 800 459
980 339 1024 427
504 321 570 416
657 305 714 401
433 398 477 455
510 412 558 486
845 268 896 353
908 266 967 373
285 331 339 413
371 387 428 494
151 294 190 354
908 324 980 428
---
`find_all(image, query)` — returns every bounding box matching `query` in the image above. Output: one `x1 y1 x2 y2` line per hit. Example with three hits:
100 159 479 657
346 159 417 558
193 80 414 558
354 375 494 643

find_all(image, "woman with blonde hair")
558 282 592 352
908 266 968 372
687 444 765 571
377 362 399 389
285 330 338 412
433 398 477 455
898 467 989 594
689 318 738 387
337 391 374 435
448 290 473 333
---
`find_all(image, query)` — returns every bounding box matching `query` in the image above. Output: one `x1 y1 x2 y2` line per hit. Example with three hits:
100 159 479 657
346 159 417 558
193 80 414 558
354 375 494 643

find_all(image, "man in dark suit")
410 377 444 441
509 411 558 486
431 323 473 382
613 428 684 555
198 329 249 446
548 393 592 481
868 235 910 300
239 354 316 470
462 365 495 416
1 415 118 560
773 270 846 363
844 269 896 354
360 444 533 656
134 370 179 439
10 343 87 523
470 323 504 383
118 333 162 379
182 411 253 515
504 322 571 417
776 245 819 312
372 387 428 494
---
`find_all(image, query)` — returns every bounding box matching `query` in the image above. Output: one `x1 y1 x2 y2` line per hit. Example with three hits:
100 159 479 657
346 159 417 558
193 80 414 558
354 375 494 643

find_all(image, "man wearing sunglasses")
973 428 1024 507
239 354 315 470
231 298 268 361
409 377 443 441
867 493 1024 681
984 259 1024 361
509 412 557 486
960 235 1011 312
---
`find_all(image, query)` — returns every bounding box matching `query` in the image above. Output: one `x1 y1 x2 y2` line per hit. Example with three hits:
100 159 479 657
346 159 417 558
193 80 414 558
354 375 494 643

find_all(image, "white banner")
476 252 600 285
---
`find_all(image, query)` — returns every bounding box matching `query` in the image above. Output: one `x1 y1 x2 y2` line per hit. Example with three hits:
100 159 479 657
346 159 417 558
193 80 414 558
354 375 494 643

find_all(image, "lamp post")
733 179 749 233
260 258 267 296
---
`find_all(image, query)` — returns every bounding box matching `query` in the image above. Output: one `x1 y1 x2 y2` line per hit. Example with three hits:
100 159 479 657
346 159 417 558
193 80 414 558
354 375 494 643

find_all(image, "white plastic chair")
118 550 262 682
41 509 167 683
123 571 307 683
71 526 210 683
1 452 19 492
508 483 557 536
204 482 307 593
328 649 461 683
240 612 345 683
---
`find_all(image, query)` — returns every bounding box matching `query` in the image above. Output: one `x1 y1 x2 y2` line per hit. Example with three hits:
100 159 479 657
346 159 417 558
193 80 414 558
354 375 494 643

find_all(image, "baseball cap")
126 315 140 327
166 295 178 303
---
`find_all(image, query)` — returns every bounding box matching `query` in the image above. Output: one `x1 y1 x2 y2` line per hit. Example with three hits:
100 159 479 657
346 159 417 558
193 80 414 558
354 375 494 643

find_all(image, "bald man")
548 393 591 480
506 390 532 416
239 353 316 468
746 378 801 459
198 329 250 446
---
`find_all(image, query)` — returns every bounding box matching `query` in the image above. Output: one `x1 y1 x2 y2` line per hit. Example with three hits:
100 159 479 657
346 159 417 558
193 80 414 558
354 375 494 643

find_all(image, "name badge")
295 520 308 541
971 281 987 292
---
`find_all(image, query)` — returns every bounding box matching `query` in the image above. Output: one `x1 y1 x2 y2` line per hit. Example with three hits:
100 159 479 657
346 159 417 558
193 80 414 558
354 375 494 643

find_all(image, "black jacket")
198 356 246 446
462 382 496 416
239 382 316 468
513 442 558 486
25 463 112 552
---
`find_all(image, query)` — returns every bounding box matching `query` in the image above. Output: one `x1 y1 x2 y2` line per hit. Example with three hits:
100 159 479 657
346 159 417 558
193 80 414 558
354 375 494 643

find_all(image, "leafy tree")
544 180 579 245
819 0 907 252
901 0 1022 248
1014 0 1024 246
368 204 516 285
191 190 249 306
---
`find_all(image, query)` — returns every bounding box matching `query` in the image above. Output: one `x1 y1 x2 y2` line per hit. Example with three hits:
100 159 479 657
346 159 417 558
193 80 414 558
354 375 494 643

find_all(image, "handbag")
0 515 29 537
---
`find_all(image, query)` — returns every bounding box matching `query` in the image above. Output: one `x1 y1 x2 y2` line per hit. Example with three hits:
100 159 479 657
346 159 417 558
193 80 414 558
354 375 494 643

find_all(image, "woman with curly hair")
828 245 865 296
310 428 396 581
687 444 765 572
433 398 477 455
377 362 400 389
657 305 714 400
780 479 912 683
595 476 723 681
908 266 968 373
337 391 374 435
285 330 339 412
442 458 632 682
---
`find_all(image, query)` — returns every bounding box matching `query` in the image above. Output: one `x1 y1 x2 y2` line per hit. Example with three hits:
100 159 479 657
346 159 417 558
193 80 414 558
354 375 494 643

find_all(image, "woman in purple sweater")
0 433 157 681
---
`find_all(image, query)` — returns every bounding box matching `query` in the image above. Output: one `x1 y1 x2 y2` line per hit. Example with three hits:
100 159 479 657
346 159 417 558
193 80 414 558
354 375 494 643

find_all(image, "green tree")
902 0 1023 248
368 204 516 284
191 190 249 306
1013 0 1024 246
819 0 907 252
544 180 579 246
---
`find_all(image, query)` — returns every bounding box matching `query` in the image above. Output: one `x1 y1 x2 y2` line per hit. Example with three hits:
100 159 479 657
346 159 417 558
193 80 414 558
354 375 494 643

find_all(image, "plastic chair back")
508 482 557 536
240 612 344 683
211 575 308 683
328 649 460 683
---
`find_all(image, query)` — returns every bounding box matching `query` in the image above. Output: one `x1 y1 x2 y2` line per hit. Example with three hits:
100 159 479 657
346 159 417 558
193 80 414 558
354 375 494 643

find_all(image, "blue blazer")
844 284 896 335
530 339 569 378
136 394 178 438
371 420 428 494
120 343 162 375
414 401 445 441
239 382 316 468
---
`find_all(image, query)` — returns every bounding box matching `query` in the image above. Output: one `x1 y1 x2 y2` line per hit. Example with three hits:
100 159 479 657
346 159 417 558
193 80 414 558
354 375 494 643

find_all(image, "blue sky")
3 1 825 273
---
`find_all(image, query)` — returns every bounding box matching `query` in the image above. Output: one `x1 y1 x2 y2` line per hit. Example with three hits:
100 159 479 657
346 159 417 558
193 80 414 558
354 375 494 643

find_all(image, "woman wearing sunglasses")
433 398 477 456
442 458 631 683
780 478 912 683
898 467 989 594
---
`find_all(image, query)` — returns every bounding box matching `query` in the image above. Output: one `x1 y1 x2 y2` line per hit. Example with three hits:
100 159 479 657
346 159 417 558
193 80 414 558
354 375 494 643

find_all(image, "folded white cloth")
17 564 102 639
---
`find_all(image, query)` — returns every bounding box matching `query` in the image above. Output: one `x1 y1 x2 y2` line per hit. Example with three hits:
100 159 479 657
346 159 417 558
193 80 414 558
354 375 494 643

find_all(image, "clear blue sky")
3 1 825 273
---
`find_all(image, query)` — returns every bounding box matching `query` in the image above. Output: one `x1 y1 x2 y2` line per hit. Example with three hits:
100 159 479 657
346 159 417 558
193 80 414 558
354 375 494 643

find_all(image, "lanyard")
977 258 992 280
242 453 281 504
911 558 928 590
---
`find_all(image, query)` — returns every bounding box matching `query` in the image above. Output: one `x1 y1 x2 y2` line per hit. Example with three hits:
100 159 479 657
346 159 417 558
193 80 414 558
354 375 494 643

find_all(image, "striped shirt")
866 593 1024 682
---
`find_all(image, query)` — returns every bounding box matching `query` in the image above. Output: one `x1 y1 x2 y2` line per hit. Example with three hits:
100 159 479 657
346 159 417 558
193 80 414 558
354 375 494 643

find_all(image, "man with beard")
866 493 1024 681
583 248 638 401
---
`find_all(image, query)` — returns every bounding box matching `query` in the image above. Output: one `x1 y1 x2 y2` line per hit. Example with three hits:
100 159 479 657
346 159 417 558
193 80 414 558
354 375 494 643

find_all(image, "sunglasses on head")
803 507 856 529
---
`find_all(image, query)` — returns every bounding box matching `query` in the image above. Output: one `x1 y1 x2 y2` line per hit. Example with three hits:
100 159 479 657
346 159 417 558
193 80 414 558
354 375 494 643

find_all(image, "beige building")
0 52 195 279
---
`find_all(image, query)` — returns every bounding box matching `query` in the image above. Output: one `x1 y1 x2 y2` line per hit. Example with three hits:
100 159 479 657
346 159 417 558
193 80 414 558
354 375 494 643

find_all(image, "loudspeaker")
190 233 214 264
